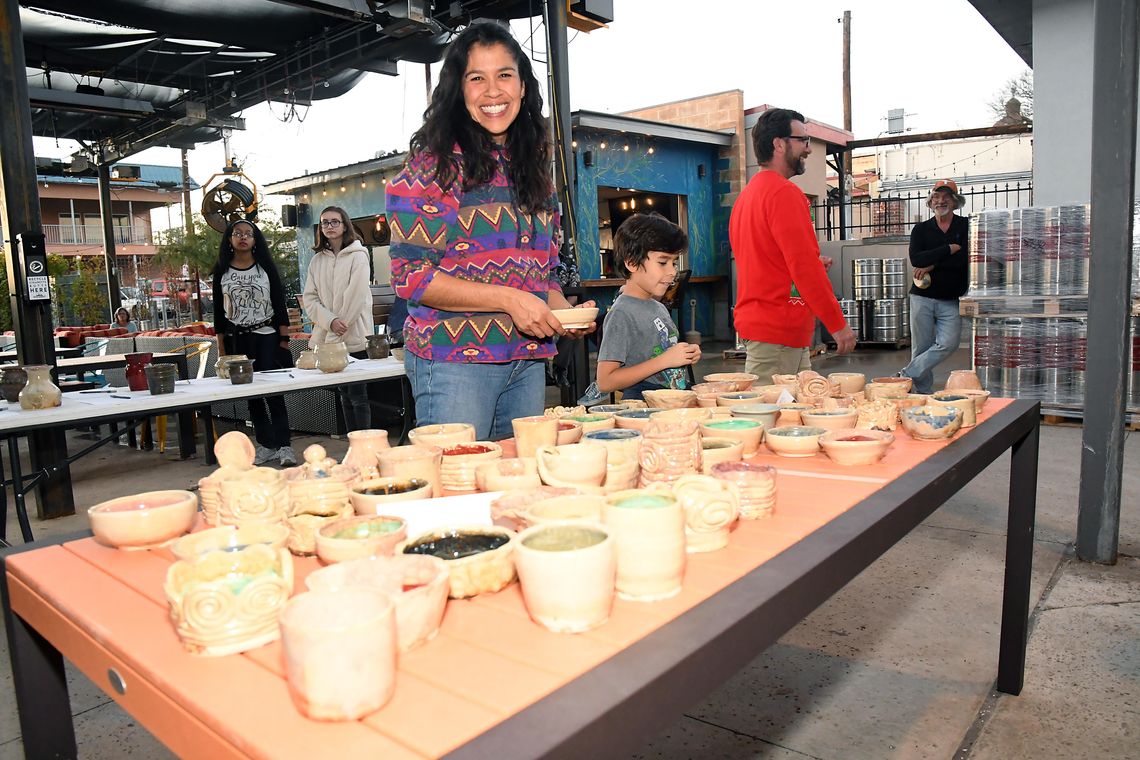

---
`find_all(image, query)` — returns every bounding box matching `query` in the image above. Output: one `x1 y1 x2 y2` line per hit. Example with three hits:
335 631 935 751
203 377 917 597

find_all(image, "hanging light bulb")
647 146 655 155
599 141 607 150
322 188 327 196
361 178 367 188
340 184 346 193
572 140 578 148
623 145 629 152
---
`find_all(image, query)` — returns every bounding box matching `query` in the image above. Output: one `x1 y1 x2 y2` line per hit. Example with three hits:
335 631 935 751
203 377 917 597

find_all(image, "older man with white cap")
898 179 969 394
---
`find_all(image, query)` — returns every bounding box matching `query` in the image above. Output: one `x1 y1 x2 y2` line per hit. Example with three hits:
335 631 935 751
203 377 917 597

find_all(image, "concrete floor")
0 342 1136 759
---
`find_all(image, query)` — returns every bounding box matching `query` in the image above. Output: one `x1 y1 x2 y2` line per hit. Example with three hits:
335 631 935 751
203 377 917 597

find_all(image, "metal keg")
1057 204 1091 294
1071 319 1087 404
839 299 862 343
852 258 884 300
870 298 902 343
973 318 996 391
899 296 911 338
969 209 1009 295
1001 318 1041 398
1040 318 1072 405
882 258 908 298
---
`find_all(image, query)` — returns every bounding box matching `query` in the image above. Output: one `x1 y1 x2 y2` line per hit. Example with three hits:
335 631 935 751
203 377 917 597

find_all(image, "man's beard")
787 153 806 177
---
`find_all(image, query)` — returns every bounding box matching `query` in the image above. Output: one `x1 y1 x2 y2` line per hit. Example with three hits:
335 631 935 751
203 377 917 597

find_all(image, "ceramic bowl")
554 419 584 445
776 402 815 426
690 381 736 397
642 388 698 409
763 425 828 457
749 384 793 404
562 412 616 434
937 388 991 414
872 376 913 392
613 408 658 431
88 490 197 550
438 442 503 492
408 422 476 449
900 405 963 440
800 408 858 430
350 477 432 515
700 437 745 474
305 554 450 653
523 494 607 526
927 393 977 427
490 486 581 531
475 457 541 492
896 394 930 412
715 391 762 408
401 525 517 599
702 372 759 392
827 372 866 394
699 418 765 457
651 407 712 424
819 429 895 466
864 382 910 401
587 403 633 415
728 403 780 430
550 307 599 329
171 523 290 562
315 514 408 564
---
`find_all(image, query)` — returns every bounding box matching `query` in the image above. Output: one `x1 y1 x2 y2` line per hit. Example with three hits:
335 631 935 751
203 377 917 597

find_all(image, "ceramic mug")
475 457 541 492
602 489 686 601
511 415 559 459
514 521 617 633
376 445 443 498
279 588 397 720
535 444 608 490
671 474 740 553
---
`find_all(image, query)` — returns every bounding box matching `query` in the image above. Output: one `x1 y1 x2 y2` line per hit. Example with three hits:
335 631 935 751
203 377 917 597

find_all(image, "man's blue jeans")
901 294 962 394
405 353 546 441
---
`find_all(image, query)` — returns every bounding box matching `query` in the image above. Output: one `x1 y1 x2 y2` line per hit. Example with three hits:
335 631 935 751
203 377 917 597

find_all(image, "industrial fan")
200 160 259 232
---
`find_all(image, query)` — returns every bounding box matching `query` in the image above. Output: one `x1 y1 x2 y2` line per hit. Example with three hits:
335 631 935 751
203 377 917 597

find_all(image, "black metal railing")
812 182 1034 241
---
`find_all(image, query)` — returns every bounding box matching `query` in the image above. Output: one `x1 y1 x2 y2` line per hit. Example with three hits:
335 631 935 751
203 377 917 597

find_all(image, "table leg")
1 558 77 758
201 407 217 466
8 438 34 544
997 418 1039 695
176 410 195 460
0 445 7 545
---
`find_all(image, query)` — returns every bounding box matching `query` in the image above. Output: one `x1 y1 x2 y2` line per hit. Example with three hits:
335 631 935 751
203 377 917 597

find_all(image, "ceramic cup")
514 521 617 633
408 422 476 449
279 589 397 721
511 415 559 459
581 428 643 461
475 457 541 492
602 489 686 601
711 461 777 519
535 444 608 490
699 418 765 457
438 442 502 492
928 393 977 427
671 474 740 553
700 437 744 474
377 444 443 498
523 494 606 526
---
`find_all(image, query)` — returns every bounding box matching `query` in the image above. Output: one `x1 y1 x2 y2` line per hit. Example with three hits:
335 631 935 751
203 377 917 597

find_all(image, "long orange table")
0 399 1040 759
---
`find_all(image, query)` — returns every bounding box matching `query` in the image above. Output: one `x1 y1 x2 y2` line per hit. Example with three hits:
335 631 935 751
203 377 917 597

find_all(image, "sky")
31 0 1028 226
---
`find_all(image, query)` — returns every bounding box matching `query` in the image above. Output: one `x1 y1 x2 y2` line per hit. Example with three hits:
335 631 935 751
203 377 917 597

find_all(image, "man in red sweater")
730 108 855 382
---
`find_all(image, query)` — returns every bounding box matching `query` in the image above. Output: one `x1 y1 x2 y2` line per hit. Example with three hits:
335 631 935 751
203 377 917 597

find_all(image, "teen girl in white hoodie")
303 206 373 431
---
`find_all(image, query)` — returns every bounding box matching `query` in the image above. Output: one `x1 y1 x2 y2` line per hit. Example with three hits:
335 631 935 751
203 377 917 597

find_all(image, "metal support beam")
846 124 1032 150
0 0 74 519
546 0 588 402
1077 0 1139 564
96 164 123 314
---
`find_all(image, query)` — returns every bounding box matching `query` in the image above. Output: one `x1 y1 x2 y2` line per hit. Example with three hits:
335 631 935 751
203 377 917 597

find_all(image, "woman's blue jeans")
901 294 962 394
405 353 546 441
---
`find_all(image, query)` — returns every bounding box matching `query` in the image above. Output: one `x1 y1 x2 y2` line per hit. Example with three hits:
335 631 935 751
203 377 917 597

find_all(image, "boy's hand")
662 342 700 368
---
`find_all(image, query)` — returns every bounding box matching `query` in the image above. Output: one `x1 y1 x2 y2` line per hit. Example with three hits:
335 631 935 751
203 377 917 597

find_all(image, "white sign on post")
27 275 51 301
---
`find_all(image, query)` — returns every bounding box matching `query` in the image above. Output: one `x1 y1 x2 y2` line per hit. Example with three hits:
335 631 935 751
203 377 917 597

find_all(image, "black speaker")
697 163 706 179
280 204 298 227
583 150 593 167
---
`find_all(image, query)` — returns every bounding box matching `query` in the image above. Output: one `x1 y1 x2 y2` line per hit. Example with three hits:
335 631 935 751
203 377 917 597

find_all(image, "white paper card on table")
376 491 499 539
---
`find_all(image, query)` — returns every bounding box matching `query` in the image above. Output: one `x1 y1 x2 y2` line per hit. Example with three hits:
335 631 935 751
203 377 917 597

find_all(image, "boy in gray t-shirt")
585 214 701 402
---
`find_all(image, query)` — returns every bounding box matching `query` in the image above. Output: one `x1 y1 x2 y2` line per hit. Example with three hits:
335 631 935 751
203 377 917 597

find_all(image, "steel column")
96 163 123 314
1077 0 1139 564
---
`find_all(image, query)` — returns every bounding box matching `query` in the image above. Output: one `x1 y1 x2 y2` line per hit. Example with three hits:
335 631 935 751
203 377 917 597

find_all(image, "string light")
361 179 367 188
322 188 327 196
599 141 607 150
340 185 346 193
571 140 578 148
647 147 655 155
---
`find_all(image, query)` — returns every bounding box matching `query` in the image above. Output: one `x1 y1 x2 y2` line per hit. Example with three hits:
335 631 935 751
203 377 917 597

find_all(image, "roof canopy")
21 0 534 162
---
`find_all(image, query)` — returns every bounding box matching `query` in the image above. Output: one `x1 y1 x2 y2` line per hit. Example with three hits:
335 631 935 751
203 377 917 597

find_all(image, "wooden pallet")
959 294 1091 317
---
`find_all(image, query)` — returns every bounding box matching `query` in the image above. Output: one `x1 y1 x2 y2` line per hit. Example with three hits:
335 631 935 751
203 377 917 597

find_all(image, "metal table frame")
0 399 1039 759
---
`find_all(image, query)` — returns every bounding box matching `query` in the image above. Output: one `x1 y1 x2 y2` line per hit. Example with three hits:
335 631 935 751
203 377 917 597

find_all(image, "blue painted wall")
295 181 391 286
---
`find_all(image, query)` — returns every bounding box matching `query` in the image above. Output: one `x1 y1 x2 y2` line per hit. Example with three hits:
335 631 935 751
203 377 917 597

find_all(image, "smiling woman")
385 21 596 440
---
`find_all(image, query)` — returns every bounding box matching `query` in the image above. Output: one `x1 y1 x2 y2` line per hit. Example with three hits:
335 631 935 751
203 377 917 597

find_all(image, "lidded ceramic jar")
284 444 356 555
637 420 702 487
315 341 349 373
18 365 62 410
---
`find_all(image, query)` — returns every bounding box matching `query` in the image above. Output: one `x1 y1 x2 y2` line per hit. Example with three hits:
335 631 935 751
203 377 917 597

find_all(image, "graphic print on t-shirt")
221 265 273 326
648 316 687 389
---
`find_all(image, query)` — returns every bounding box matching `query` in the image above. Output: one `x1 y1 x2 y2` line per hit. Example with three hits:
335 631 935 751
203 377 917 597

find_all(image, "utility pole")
840 10 852 241
181 148 202 321
425 63 432 102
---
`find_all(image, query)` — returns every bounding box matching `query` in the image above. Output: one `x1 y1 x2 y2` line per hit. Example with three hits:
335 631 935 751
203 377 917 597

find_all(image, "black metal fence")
812 182 1034 241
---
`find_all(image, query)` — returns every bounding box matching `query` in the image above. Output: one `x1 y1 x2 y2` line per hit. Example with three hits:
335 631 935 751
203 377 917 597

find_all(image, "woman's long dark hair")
213 219 280 277
409 21 553 212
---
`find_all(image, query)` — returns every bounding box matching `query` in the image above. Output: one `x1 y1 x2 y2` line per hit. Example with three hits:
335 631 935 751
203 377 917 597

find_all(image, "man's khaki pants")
742 339 811 384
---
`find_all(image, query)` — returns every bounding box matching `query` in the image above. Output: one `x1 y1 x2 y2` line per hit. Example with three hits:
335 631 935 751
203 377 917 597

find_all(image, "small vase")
315 341 349 373
342 429 391 481
125 352 152 392
18 365 62 410
228 359 254 385
945 369 983 392
366 334 391 360
1 366 28 403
